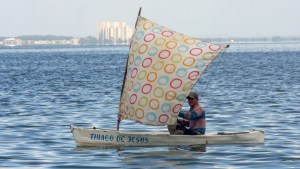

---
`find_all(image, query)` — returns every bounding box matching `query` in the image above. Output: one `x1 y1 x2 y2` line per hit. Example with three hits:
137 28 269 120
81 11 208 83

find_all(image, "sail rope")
199 44 229 100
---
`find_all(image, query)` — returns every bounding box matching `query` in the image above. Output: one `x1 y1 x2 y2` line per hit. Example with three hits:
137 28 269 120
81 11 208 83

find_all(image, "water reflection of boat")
73 144 207 153
116 145 207 167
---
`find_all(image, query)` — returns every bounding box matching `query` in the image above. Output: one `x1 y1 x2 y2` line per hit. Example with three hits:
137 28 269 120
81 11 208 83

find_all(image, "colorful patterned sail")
119 16 225 126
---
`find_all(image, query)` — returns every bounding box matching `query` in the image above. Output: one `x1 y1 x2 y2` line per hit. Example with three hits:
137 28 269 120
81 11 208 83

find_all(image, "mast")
117 7 142 131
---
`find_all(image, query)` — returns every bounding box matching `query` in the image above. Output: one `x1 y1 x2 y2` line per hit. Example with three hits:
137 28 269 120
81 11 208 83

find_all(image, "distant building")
0 37 81 46
71 38 80 45
97 21 133 45
3 38 22 46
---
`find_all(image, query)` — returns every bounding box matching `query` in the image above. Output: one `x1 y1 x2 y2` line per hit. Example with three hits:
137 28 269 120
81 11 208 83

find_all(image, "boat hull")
70 125 264 147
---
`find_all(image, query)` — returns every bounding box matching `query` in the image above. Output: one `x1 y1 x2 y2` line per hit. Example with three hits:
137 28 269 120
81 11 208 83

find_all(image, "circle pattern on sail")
119 16 224 126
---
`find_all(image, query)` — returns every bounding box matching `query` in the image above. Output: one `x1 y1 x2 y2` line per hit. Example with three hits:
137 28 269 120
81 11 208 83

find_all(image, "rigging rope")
199 44 230 100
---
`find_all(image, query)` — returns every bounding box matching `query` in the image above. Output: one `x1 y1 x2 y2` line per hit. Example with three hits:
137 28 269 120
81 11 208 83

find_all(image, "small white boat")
71 125 264 147
70 8 265 147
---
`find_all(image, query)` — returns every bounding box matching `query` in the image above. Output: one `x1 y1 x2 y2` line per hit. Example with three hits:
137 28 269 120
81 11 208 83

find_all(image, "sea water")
0 43 299 168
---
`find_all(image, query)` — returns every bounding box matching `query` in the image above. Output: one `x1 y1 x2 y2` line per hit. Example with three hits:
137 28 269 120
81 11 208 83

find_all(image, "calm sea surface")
0 43 299 168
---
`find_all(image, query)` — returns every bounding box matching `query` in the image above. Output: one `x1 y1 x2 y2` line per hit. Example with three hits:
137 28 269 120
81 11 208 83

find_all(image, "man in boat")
175 92 206 135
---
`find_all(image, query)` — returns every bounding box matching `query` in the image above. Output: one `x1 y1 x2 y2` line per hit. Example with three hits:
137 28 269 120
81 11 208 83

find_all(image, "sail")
119 16 225 126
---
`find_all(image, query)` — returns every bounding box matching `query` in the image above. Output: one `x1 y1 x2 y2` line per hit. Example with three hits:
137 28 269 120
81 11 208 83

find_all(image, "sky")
1 0 300 38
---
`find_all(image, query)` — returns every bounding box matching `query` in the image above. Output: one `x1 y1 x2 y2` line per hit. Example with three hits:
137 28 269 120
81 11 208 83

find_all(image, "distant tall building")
97 21 133 45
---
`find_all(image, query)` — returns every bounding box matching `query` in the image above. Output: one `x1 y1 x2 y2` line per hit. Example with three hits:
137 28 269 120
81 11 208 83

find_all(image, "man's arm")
179 107 202 120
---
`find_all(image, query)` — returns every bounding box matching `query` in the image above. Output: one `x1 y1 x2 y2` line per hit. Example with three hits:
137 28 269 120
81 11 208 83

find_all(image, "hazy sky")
1 0 299 38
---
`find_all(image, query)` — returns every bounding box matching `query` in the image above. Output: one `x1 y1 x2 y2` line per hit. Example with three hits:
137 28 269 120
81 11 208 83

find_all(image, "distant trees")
0 35 102 45
78 36 98 45
17 35 73 40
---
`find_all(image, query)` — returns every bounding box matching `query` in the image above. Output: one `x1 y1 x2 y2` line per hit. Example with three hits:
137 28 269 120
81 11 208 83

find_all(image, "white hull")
70 125 264 147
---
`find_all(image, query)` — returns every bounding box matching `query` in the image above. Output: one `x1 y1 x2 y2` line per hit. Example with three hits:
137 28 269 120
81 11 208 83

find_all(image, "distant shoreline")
1 35 300 46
